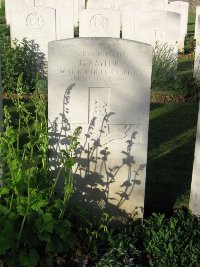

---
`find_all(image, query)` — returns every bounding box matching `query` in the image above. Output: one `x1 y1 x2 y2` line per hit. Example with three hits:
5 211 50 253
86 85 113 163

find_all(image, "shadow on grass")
177 59 194 73
145 103 199 217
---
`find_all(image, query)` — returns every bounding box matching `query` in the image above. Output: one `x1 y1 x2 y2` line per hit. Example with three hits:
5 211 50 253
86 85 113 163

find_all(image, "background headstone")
115 0 168 11
122 10 180 54
195 6 200 39
5 0 12 24
79 9 120 37
0 56 2 125
87 0 115 9
194 15 200 81
0 56 3 185
189 103 200 216
10 5 56 58
48 38 153 219
74 0 85 27
34 0 74 39
168 1 189 51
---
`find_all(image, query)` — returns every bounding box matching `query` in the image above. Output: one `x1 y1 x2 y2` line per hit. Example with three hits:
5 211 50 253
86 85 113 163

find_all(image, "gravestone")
168 1 189 51
10 5 56 59
5 0 12 24
0 56 2 125
122 10 180 53
48 38 153 220
87 0 115 9
0 56 2 184
34 0 74 39
74 0 85 27
194 15 200 81
195 6 200 39
79 9 120 37
115 0 168 10
189 104 200 216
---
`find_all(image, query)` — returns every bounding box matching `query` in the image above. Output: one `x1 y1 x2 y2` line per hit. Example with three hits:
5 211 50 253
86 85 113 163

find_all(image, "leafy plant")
144 209 200 266
0 29 46 93
0 75 81 266
151 42 178 91
96 209 200 267
184 35 195 54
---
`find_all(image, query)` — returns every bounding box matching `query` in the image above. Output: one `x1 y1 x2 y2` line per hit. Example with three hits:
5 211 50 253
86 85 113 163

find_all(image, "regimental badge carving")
90 14 109 32
34 0 44 6
26 12 44 30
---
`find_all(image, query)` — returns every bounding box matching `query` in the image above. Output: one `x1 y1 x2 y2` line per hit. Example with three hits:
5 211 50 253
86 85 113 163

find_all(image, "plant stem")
17 178 30 245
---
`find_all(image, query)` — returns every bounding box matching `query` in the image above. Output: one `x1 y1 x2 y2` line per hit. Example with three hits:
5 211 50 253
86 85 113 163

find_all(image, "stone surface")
194 15 200 80
122 9 180 53
195 6 200 39
168 1 189 51
0 57 2 124
48 38 153 219
0 56 2 183
10 4 56 59
5 0 12 24
79 9 120 37
115 0 168 10
34 0 74 39
74 0 85 27
87 0 115 9
189 103 200 216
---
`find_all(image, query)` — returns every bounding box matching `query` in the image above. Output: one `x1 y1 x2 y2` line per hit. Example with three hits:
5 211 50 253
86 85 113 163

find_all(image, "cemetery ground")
0 5 200 267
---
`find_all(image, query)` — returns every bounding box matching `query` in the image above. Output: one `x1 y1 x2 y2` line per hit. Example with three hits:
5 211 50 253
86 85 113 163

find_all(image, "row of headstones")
47 37 200 219
0 34 198 218
4 0 189 58
1 1 200 218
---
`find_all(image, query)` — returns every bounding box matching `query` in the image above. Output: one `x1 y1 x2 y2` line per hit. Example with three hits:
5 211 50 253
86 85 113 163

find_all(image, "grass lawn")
188 12 196 34
145 103 199 217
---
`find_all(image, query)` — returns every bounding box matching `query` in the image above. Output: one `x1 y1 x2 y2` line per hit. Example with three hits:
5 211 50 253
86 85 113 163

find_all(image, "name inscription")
59 51 139 82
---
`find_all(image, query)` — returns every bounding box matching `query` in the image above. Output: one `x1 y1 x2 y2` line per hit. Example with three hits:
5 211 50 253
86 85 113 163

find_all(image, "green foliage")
0 77 81 266
0 27 46 92
96 210 200 267
144 210 200 266
177 74 200 101
184 35 195 54
151 42 177 91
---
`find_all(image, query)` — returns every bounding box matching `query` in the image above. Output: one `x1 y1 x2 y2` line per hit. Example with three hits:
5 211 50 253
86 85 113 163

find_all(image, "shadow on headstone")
49 83 145 223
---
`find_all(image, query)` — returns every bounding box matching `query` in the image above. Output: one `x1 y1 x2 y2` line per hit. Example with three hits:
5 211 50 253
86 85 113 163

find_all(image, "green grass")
178 57 194 76
188 12 196 34
145 103 199 217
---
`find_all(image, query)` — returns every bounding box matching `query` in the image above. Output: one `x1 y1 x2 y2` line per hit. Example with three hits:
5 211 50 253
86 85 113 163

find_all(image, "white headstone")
87 0 115 9
115 0 168 10
194 15 200 81
0 56 2 124
195 6 200 39
122 10 180 53
74 0 85 27
10 5 56 58
48 38 153 219
79 9 120 37
34 0 74 39
168 1 189 51
5 0 12 24
189 104 200 216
